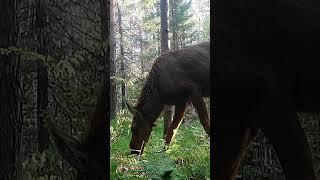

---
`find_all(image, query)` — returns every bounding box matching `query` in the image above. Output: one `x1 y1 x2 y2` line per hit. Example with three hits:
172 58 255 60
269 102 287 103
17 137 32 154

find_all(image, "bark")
117 4 126 110
170 0 178 49
160 0 169 52
139 28 145 78
109 0 116 119
160 0 174 137
99 0 110 176
100 0 110 80
36 0 50 152
0 0 23 179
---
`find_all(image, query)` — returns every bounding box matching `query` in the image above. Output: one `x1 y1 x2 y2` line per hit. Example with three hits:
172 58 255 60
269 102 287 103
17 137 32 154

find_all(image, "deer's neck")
137 67 164 123
138 91 163 121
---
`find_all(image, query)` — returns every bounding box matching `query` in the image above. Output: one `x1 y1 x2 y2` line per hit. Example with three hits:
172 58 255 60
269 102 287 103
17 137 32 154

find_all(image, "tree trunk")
139 28 145 79
99 0 110 175
109 0 117 119
182 31 186 47
160 0 174 137
157 28 161 55
117 4 126 110
99 0 110 80
0 0 23 179
36 0 50 152
170 0 178 49
160 0 170 52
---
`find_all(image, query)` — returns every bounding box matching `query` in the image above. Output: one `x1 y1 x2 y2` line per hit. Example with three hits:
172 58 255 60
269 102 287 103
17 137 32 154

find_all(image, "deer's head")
126 100 153 155
47 82 107 180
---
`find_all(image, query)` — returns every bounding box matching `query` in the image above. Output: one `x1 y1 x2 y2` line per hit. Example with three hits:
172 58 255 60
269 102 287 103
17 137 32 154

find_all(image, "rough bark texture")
139 28 145 78
99 0 110 176
109 0 117 119
0 0 23 179
48 1 110 178
36 0 50 152
100 0 110 80
117 4 126 110
160 0 169 52
170 0 178 50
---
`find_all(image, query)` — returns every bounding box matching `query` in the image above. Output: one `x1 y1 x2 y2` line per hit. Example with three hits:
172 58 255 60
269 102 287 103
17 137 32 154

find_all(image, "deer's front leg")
190 91 210 136
164 102 188 146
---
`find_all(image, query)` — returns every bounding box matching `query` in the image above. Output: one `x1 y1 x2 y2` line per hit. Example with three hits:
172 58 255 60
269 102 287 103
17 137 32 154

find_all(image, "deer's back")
153 42 210 104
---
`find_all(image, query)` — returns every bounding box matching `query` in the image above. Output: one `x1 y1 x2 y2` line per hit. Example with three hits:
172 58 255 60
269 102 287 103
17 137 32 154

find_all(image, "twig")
137 141 145 162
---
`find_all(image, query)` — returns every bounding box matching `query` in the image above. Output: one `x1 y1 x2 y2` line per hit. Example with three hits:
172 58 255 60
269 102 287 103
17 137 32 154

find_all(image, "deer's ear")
125 100 138 115
46 120 88 172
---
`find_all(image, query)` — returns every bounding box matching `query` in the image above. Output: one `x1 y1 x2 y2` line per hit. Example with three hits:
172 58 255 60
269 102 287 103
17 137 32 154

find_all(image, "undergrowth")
110 110 210 179
22 148 76 180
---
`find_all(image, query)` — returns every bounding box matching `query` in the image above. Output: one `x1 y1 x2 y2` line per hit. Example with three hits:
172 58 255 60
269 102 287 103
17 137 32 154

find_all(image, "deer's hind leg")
164 102 188 146
260 110 316 180
190 91 210 135
255 71 317 180
213 127 254 180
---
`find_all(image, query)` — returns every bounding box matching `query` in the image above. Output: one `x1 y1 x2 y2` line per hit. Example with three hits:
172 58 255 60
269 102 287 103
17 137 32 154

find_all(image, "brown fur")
214 0 320 179
127 42 210 154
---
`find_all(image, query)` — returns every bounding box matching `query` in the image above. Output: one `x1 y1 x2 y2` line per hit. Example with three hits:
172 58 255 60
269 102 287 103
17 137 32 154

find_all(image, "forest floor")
110 110 210 180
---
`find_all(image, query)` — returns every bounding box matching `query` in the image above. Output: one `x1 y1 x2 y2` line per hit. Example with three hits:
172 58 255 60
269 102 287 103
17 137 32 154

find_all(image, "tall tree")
36 0 50 152
139 28 145 78
110 0 117 119
160 0 169 52
100 0 110 82
169 0 194 48
160 0 174 137
0 0 23 179
117 4 126 110
101 0 113 118
170 0 178 49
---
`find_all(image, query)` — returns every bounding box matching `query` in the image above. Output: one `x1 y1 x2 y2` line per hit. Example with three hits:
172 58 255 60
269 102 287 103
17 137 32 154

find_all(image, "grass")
110 110 210 179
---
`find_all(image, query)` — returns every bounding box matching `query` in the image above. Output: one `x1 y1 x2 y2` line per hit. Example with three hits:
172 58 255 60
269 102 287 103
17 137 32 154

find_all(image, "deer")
214 0 320 179
47 81 108 180
313 153 320 180
126 41 210 155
